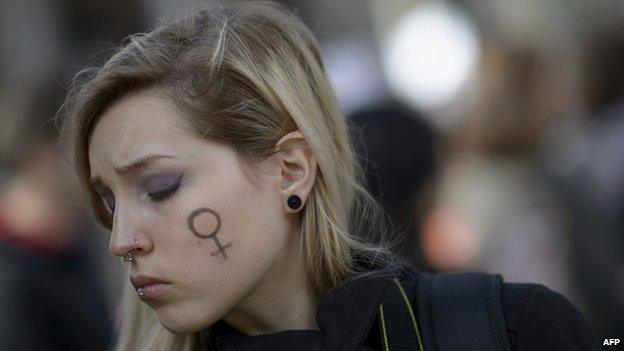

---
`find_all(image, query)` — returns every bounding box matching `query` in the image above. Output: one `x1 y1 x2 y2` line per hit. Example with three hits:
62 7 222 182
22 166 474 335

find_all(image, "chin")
154 305 219 334
158 321 199 335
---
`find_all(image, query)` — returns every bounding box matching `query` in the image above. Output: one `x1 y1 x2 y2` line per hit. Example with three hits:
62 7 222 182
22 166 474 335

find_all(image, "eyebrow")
89 154 179 187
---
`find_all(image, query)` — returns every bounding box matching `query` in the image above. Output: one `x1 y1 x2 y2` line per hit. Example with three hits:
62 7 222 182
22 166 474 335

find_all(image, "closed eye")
147 174 183 203
148 182 180 202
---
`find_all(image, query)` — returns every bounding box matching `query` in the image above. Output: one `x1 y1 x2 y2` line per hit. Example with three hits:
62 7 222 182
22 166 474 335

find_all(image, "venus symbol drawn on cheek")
187 208 232 259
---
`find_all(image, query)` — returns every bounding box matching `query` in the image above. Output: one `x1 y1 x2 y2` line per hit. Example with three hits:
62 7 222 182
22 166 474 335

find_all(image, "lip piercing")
138 289 146 299
123 239 139 263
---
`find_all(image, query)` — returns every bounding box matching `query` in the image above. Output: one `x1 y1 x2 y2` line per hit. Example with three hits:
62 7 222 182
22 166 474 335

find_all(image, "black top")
200 269 596 350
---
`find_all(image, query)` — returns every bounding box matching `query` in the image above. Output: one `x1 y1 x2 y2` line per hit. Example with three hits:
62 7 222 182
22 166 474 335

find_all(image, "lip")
130 274 171 300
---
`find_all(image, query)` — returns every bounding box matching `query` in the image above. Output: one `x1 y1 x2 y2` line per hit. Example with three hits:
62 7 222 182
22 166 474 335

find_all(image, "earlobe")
275 131 317 213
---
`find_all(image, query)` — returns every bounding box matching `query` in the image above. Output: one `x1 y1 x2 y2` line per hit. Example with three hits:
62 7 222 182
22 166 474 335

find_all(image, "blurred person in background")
413 0 623 339
349 102 437 271
0 80 112 350
0 0 148 348
421 40 579 297
545 20 624 337
364 1 580 300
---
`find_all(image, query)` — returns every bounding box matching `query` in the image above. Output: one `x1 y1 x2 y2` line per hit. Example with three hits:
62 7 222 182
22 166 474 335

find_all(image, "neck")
223 227 319 336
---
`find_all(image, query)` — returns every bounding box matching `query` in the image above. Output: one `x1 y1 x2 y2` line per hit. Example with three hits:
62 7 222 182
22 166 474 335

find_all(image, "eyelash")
99 176 182 216
148 181 181 203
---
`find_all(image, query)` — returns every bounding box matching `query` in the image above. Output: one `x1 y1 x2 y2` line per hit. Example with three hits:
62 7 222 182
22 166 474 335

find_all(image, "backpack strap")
424 272 512 351
378 272 511 351
378 277 425 351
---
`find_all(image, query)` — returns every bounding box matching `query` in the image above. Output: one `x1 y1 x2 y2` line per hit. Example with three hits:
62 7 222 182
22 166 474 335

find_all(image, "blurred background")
0 0 622 349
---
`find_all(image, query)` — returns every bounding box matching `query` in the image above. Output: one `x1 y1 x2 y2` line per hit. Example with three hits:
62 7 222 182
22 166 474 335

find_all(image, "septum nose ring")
123 239 139 263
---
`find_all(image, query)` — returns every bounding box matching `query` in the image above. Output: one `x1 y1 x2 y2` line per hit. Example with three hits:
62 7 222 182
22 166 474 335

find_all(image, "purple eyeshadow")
145 174 182 193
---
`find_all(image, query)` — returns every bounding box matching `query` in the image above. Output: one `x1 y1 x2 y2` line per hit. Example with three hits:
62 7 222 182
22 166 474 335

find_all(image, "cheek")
228 177 289 252
150 178 289 332
169 172 287 290
150 166 289 330
204 179 287 279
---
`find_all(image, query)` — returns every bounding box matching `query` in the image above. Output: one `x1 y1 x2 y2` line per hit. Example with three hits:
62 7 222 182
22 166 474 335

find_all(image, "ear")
275 131 317 213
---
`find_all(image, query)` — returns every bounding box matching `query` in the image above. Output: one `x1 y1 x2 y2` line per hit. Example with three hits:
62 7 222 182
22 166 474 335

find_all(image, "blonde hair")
61 2 396 350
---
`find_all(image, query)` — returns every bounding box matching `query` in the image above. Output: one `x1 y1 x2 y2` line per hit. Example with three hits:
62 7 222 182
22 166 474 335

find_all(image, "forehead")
88 92 192 175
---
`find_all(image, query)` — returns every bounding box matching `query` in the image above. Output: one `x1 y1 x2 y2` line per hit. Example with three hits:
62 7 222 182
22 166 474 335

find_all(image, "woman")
61 3 595 350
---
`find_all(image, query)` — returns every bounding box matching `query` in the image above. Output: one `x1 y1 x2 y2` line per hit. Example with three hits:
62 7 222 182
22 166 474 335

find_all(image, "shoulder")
501 282 596 350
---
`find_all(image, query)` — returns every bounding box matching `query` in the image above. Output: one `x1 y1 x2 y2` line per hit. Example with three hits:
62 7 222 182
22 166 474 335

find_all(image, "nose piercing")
123 239 139 263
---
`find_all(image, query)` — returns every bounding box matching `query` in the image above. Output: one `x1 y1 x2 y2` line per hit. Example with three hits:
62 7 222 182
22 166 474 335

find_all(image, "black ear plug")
287 195 302 210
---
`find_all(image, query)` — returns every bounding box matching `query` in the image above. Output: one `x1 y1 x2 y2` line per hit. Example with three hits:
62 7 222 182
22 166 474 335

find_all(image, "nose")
108 205 151 259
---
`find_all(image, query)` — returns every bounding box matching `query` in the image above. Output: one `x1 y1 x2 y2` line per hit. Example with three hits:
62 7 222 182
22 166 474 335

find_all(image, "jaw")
222 225 315 335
